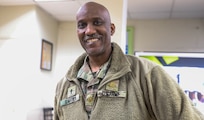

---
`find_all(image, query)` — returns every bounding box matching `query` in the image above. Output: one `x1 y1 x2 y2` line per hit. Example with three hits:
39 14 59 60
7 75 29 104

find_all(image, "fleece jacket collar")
65 42 131 84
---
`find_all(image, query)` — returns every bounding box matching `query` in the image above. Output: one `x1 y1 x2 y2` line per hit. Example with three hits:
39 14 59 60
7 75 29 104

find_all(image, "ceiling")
0 0 204 22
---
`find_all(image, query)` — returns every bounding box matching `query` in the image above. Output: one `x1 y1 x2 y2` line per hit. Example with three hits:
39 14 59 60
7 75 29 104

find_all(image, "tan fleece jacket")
54 42 204 120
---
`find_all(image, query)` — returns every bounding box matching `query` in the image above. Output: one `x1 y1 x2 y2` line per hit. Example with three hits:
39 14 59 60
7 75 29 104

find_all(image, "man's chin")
86 50 100 56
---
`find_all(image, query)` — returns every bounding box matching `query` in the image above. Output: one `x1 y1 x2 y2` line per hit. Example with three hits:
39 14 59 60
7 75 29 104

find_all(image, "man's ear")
110 23 115 36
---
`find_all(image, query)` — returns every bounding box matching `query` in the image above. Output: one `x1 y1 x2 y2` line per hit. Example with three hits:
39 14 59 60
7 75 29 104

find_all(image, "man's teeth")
87 39 98 43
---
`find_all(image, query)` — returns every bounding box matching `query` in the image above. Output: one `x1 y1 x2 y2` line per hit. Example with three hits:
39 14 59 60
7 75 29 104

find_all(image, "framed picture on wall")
40 39 53 71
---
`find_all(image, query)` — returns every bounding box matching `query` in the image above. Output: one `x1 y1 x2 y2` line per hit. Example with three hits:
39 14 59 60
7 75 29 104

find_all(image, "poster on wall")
135 52 204 114
40 39 53 71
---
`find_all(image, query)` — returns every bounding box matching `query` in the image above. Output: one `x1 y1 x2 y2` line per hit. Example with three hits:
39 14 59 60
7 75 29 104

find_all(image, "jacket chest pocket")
91 97 129 120
61 98 88 120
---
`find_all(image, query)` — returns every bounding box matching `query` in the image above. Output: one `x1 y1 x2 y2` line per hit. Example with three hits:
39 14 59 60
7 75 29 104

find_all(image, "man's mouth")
84 34 102 43
86 38 99 43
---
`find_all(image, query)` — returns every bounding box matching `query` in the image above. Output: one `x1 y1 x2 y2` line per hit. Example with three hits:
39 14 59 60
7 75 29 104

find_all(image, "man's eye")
78 22 86 29
93 20 103 26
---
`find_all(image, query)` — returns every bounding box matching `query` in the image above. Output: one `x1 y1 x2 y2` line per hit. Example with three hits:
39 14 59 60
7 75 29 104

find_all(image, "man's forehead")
80 2 105 10
77 2 105 14
76 2 111 22
77 7 106 19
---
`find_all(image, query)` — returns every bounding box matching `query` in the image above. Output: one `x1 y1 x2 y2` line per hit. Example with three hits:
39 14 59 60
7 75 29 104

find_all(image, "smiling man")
54 2 204 120
76 2 115 72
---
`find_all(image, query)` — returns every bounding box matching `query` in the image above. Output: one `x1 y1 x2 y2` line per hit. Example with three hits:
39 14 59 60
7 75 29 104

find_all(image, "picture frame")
40 39 53 71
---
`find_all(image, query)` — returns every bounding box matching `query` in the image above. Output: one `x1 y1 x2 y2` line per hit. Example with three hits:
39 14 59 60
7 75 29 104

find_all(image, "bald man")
54 2 204 120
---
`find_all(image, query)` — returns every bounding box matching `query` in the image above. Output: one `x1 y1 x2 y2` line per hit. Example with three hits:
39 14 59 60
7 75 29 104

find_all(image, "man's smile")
86 38 99 43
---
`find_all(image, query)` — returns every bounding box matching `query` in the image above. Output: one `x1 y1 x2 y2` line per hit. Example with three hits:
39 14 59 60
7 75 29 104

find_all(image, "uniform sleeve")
53 78 65 120
54 95 59 120
145 66 204 120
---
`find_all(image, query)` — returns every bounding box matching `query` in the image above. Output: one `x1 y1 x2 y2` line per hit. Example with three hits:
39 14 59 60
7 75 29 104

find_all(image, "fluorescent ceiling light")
34 0 74 2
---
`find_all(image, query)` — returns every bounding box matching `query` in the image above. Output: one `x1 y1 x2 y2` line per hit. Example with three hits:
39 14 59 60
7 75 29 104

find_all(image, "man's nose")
85 24 96 35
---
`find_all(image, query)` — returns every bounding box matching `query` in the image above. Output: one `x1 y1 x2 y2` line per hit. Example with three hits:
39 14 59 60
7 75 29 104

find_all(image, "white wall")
54 22 84 79
0 6 58 120
128 19 204 52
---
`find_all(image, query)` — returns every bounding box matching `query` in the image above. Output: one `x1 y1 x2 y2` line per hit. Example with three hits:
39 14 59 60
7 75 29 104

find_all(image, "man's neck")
88 57 106 72
88 47 112 72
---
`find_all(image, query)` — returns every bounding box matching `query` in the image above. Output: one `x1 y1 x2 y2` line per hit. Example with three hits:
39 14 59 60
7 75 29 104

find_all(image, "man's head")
76 2 115 57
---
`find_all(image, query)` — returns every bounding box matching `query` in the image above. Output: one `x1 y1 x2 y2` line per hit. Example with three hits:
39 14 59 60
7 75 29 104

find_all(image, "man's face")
76 4 115 56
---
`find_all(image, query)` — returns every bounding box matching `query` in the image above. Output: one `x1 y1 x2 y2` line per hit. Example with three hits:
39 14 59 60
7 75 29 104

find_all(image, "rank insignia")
67 85 76 97
85 93 95 106
106 80 119 91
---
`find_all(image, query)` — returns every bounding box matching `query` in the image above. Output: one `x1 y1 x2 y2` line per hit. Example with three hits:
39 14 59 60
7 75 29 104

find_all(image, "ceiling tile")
129 12 170 20
127 0 173 19
128 0 173 12
173 0 204 12
1 0 204 21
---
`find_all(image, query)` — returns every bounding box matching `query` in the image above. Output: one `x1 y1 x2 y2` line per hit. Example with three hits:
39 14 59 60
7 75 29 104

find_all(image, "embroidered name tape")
60 94 80 106
97 90 126 98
